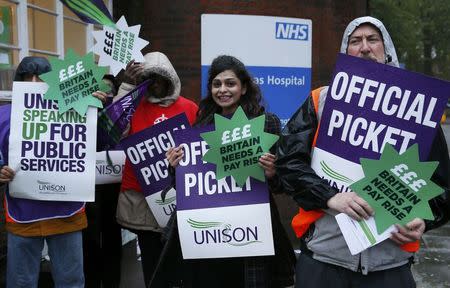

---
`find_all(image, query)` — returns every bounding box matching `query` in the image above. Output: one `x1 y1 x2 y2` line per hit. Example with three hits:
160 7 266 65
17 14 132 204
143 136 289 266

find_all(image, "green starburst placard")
200 106 279 187
351 144 443 234
40 49 109 115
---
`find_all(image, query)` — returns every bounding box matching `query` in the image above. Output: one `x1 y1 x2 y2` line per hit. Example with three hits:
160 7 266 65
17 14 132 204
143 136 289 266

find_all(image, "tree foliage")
370 0 450 80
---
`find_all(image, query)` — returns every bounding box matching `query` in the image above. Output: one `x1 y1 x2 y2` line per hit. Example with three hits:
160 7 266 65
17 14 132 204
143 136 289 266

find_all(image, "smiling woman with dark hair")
194 55 265 126
158 55 295 288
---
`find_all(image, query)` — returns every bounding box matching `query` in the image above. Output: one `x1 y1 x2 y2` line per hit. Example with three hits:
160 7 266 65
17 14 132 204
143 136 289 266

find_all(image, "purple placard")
316 53 450 163
120 113 190 197
174 125 269 211
97 80 150 149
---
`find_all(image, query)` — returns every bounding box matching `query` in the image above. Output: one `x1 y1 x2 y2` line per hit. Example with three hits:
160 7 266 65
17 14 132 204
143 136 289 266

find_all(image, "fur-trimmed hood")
141 52 181 105
114 52 181 106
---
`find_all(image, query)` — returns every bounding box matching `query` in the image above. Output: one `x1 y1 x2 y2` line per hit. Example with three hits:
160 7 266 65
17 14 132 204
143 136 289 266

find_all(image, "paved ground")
120 238 145 288
413 223 450 288
412 119 450 288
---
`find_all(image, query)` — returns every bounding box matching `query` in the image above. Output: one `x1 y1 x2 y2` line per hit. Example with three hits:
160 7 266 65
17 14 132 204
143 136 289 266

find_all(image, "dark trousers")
83 184 122 288
295 252 416 288
135 230 164 288
183 257 245 288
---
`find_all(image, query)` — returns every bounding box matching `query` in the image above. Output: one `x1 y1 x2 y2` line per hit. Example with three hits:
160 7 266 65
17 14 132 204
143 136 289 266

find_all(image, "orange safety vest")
290 87 420 253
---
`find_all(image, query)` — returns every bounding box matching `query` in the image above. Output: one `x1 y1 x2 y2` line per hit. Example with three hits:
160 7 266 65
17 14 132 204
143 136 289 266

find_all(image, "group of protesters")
0 15 449 288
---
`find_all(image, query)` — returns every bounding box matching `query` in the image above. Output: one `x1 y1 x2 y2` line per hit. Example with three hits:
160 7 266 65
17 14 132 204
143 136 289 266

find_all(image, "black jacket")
276 94 450 232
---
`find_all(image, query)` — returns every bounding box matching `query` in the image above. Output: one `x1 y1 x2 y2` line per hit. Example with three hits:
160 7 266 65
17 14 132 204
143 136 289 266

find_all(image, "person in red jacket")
115 52 198 287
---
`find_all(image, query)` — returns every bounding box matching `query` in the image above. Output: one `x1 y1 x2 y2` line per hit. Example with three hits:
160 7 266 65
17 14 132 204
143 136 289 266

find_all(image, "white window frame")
0 0 113 100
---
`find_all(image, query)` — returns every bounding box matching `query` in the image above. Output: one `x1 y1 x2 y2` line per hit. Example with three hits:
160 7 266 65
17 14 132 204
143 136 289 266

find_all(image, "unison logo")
275 22 308 41
37 180 66 193
155 195 176 206
156 196 176 216
320 161 353 192
96 160 124 176
188 218 261 246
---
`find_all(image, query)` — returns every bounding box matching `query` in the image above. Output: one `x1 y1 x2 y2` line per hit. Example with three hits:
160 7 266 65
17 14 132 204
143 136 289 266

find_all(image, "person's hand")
92 91 108 104
390 218 425 245
166 145 184 168
259 153 276 179
123 60 144 85
327 192 374 221
0 166 15 183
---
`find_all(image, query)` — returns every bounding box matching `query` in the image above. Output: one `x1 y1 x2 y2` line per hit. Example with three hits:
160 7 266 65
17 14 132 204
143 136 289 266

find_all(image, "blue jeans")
7 231 84 288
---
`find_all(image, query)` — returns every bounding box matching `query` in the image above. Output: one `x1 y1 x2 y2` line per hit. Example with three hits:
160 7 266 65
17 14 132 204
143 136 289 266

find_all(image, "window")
0 0 113 100
64 6 87 56
0 0 19 92
28 1 57 55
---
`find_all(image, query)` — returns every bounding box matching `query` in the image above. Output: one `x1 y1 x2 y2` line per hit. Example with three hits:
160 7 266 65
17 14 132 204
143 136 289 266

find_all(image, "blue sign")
275 22 309 41
202 15 312 128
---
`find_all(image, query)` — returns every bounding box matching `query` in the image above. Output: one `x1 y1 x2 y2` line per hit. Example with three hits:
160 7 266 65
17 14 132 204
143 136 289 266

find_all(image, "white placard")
335 213 397 255
177 204 274 259
92 16 149 76
311 147 396 254
95 150 126 184
9 82 97 202
145 187 176 228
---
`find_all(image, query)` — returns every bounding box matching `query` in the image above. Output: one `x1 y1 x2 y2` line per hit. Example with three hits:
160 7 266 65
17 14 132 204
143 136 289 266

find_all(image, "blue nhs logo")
275 22 309 41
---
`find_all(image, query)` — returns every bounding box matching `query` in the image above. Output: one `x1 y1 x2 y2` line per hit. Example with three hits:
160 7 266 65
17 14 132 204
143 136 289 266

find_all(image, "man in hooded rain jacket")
276 16 450 288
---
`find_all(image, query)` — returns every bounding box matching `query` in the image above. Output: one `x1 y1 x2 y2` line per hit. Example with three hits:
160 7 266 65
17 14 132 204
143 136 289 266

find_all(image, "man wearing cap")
0 56 106 288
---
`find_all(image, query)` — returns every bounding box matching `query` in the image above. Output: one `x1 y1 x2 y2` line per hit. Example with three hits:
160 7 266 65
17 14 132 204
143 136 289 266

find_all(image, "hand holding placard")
40 49 109 116
391 218 425 245
327 192 374 221
200 107 279 187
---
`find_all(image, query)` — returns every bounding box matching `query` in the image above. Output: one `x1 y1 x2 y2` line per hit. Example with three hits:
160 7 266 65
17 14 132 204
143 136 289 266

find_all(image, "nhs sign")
202 15 311 128
276 22 309 41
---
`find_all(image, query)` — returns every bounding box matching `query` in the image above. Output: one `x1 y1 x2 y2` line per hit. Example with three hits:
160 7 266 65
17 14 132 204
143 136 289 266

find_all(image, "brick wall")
113 0 368 245
114 0 367 103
